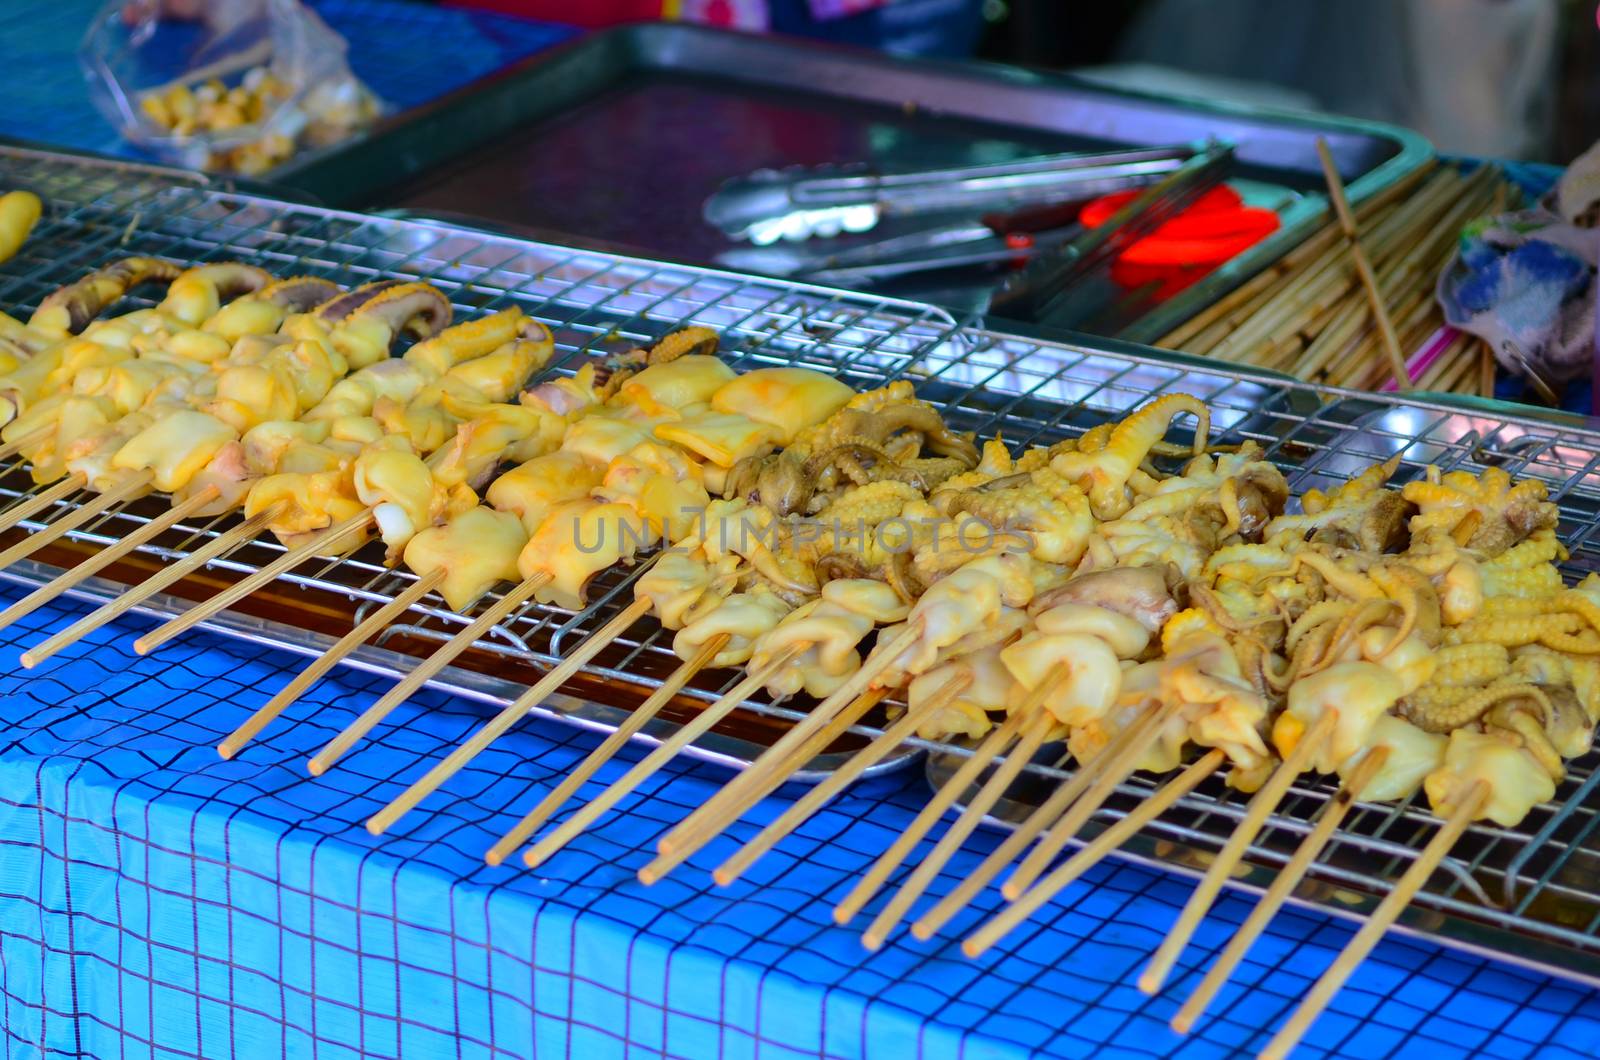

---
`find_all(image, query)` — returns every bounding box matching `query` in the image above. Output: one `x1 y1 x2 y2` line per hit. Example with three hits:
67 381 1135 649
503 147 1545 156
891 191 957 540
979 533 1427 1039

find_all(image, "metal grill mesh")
4 145 1600 984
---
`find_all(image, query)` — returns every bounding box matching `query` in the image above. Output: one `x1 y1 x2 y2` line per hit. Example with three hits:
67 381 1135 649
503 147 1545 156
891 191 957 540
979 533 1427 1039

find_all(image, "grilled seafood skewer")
10 277 483 663
367 365 874 831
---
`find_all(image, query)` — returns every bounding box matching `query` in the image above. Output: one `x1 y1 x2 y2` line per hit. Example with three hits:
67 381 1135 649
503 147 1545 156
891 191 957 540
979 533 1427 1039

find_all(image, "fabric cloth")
1437 151 1599 385
2 581 1600 1058
1436 210 1596 383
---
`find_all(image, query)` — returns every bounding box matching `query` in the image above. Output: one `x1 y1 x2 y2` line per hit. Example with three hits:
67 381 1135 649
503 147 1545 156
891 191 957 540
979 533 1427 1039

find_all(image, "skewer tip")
484 849 505 868
831 906 853 927
860 933 884 952
1136 970 1164 996
305 756 327 777
132 637 155 656
637 867 662 886
999 881 1023 902
522 848 549 870
960 938 984 959
364 818 385 836
216 743 237 761
712 868 735 887
1169 1012 1196 1036
18 651 39 669
909 921 936 942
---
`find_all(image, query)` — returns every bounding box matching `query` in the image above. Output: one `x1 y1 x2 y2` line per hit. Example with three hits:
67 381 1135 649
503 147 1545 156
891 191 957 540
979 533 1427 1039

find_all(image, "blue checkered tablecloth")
3 578 1600 1059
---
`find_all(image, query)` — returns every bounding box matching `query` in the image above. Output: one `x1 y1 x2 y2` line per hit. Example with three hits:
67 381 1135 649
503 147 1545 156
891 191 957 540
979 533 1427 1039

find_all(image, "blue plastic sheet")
2 581 1599 1058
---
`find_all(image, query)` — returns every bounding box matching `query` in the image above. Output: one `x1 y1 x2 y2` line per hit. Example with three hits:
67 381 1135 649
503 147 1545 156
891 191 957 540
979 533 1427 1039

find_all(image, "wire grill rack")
4 144 1600 985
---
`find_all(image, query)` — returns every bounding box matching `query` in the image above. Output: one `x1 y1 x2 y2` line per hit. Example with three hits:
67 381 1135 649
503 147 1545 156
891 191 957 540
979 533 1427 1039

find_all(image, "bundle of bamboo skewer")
1158 154 1519 397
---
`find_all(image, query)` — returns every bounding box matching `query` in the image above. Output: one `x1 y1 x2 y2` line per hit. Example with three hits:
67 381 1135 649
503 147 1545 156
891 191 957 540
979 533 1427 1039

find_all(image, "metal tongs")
991 142 1235 326
705 142 1205 245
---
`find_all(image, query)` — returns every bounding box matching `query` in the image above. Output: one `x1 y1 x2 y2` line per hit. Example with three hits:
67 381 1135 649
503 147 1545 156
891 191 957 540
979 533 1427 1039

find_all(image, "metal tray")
928 392 1600 989
272 23 1431 343
8 144 1600 988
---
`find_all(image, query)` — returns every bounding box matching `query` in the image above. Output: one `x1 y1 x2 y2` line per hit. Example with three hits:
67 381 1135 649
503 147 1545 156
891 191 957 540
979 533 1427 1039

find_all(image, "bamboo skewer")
962 749 1227 958
0 473 88 536
1315 139 1409 388
911 698 1158 940
0 427 51 464
1172 746 1390 1034
20 501 279 668
306 572 551 775
217 568 447 760
1138 709 1339 995
521 644 806 870
1159 159 1438 353
486 632 734 867
0 470 153 570
1258 781 1489 1060
0 485 222 634
714 672 975 888
648 686 892 871
1004 699 1184 899
658 622 927 856
833 695 1041 927
366 595 655 836
861 707 1055 950
133 510 373 655
637 685 889 885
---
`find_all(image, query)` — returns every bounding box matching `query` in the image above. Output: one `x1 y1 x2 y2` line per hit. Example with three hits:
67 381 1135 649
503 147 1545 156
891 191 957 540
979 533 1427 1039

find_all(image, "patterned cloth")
2 580 1599 1058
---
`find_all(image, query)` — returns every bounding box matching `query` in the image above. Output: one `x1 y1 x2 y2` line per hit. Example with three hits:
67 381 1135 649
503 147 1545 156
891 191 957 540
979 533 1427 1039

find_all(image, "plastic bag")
81 0 383 175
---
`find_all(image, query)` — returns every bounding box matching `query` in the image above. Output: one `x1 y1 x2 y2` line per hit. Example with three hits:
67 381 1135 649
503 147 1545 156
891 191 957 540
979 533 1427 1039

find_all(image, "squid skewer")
860 692 1057 949
637 685 890 885
1171 745 1390 1033
12 280 454 666
365 364 864 829
485 631 734 867
713 671 975 887
910 702 1156 939
521 644 808 869
129 304 540 655
657 550 1037 868
485 517 757 862
1137 709 1337 995
303 338 750 772
960 748 1229 958
217 568 446 759
849 596 1154 946
498 584 897 867
1259 782 1489 1060
652 578 917 861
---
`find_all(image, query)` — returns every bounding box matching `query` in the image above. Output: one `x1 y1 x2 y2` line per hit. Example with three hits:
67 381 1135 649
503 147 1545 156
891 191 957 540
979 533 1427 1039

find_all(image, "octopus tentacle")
314 278 405 321
1293 551 1382 601
260 276 342 312
159 262 274 325
1402 680 1545 734
30 257 182 335
346 282 451 340
1050 394 1210 518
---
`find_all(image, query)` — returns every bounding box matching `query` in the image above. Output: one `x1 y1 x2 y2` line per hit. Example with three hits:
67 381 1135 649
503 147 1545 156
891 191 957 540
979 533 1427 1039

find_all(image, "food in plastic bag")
82 0 382 175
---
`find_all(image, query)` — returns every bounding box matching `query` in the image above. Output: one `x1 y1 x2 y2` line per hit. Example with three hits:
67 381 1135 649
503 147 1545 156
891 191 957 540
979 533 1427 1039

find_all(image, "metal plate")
272 23 1430 341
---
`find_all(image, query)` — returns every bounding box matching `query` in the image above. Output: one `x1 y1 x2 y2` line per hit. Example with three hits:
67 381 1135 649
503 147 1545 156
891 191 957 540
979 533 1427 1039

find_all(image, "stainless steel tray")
5 145 1600 987
930 394 1600 988
270 23 1432 341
